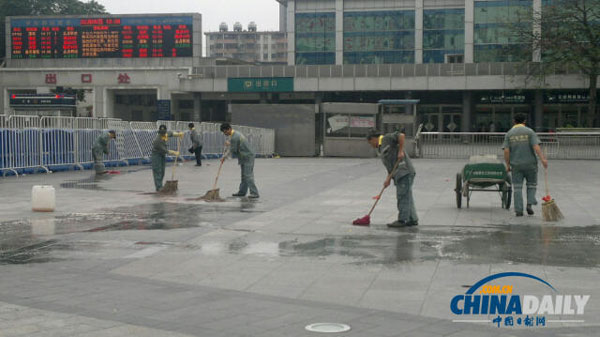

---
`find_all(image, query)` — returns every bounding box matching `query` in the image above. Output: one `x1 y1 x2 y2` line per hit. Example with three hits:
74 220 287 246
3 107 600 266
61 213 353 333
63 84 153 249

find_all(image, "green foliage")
511 0 600 127
0 0 107 60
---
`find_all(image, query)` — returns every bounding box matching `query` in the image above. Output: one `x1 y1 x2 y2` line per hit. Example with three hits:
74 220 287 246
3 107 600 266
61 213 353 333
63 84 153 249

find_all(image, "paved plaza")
0 158 599 337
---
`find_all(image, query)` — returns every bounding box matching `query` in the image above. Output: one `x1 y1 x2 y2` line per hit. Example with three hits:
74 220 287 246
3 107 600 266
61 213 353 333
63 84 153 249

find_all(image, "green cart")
455 155 512 209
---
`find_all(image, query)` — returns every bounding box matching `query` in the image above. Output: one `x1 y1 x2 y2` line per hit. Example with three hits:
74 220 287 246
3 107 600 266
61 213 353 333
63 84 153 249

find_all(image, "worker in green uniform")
503 114 548 216
152 125 184 191
220 123 259 198
188 123 203 166
92 130 116 174
367 129 418 227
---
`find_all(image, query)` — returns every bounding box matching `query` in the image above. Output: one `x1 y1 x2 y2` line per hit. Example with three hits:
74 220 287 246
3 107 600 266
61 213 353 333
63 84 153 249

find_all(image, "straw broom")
542 167 563 222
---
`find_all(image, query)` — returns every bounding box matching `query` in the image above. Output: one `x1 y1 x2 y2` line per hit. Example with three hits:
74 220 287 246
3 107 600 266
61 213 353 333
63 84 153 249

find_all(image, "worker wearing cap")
92 130 116 175
220 123 259 198
503 114 548 216
152 125 184 191
188 123 203 166
366 129 418 227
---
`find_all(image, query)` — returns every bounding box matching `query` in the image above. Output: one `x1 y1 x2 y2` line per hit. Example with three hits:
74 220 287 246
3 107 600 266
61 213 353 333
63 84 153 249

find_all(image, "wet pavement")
0 158 599 336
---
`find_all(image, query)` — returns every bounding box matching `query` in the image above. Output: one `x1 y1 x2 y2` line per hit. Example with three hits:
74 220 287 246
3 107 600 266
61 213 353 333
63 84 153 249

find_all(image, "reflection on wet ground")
250 225 600 268
2 192 599 267
0 200 260 264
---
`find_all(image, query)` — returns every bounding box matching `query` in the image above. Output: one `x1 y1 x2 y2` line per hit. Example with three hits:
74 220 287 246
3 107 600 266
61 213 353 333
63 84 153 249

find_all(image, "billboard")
9 15 194 59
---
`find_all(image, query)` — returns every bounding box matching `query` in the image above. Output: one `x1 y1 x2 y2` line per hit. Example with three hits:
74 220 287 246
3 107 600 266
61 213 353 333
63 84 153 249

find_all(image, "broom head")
352 215 371 226
200 188 225 202
542 195 563 222
159 180 178 195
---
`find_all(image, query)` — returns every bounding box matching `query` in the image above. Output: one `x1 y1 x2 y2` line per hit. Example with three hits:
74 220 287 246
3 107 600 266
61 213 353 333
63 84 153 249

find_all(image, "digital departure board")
10 15 193 59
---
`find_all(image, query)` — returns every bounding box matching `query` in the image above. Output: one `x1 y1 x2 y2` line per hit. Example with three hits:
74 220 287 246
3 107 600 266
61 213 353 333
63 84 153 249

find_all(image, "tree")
0 0 107 60
512 0 600 127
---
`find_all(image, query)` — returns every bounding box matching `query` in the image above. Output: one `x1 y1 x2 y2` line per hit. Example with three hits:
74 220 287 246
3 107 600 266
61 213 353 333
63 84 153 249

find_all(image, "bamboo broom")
542 166 563 222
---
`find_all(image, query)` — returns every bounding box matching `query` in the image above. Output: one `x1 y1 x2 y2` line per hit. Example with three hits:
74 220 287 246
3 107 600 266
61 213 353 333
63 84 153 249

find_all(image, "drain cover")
305 323 351 333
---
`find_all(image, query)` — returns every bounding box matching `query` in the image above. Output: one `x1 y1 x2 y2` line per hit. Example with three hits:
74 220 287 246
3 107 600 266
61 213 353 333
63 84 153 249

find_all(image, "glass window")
423 9 465 64
343 11 415 64
296 12 335 65
474 0 532 62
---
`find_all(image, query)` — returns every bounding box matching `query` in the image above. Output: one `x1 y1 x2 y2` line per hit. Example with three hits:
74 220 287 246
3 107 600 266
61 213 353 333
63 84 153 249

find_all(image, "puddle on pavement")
270 224 600 267
2 201 598 267
0 200 261 264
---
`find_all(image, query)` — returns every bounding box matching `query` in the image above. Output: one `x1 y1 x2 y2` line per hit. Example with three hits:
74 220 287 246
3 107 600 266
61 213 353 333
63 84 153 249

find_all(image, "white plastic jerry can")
31 185 56 212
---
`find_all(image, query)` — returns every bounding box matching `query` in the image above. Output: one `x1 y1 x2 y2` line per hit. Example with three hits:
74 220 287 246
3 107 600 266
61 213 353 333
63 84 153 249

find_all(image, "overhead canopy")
378 99 420 105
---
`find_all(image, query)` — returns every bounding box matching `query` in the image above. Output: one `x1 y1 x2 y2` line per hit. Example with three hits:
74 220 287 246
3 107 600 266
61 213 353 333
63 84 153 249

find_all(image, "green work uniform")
377 132 418 223
92 133 111 174
230 130 259 196
502 124 541 213
151 131 173 191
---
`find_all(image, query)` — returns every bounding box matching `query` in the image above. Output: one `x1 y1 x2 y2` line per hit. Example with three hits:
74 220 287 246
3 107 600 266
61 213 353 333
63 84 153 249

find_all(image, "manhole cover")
305 323 351 333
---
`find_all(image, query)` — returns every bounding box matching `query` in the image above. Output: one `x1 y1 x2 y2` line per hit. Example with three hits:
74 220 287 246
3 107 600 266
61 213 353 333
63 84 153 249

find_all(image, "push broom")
199 146 229 202
353 160 401 226
542 167 563 221
159 137 181 195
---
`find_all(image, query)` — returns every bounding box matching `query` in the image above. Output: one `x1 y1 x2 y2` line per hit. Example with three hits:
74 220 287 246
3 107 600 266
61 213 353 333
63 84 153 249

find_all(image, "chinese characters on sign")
10 16 193 59
118 73 131 84
81 74 92 83
45 73 57 84
228 77 294 92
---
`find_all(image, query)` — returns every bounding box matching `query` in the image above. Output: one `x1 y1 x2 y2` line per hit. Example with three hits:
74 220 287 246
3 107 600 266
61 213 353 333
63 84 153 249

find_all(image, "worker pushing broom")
353 129 418 227
151 124 184 193
502 113 562 221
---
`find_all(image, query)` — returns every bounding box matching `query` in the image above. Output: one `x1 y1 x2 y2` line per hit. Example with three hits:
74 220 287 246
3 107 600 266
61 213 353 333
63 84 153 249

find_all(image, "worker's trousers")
238 157 259 196
152 153 166 191
395 173 418 223
511 164 538 213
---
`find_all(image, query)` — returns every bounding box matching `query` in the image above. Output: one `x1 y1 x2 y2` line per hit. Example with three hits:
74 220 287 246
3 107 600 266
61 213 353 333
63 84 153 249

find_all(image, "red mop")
353 160 401 226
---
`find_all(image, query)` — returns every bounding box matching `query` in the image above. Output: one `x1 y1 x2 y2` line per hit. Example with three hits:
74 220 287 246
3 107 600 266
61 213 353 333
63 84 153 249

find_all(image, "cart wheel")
455 173 462 209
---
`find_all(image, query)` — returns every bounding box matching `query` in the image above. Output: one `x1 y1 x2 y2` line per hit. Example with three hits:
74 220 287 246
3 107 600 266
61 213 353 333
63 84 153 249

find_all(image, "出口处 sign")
228 77 294 93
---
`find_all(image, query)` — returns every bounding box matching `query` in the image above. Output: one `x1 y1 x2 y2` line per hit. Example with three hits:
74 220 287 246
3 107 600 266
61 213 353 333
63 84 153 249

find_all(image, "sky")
96 0 282 55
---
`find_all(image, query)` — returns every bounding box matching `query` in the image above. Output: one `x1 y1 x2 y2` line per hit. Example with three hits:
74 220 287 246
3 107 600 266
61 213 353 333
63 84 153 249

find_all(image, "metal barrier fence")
417 132 600 160
0 115 276 176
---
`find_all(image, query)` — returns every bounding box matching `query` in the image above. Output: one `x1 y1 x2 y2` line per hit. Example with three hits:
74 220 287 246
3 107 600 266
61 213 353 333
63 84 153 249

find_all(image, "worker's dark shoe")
232 193 246 197
515 211 524 217
407 221 419 227
248 194 260 199
195 164 202 167
526 204 534 215
387 220 410 228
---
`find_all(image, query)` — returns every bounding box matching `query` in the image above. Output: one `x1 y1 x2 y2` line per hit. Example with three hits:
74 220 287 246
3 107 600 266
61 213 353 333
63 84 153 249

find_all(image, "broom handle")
171 137 181 180
211 146 229 190
367 159 402 216
543 148 549 196
544 167 549 197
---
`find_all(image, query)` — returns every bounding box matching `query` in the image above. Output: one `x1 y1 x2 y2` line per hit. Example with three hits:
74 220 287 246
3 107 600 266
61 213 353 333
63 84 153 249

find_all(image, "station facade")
0 3 597 156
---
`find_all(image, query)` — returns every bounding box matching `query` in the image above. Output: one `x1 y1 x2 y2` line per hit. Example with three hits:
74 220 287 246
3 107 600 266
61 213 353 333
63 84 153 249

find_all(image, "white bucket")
31 185 56 212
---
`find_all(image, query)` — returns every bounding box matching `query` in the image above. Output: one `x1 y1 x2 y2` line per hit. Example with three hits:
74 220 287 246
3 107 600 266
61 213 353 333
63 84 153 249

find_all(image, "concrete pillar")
533 0 542 62
335 0 344 65
267 34 273 62
104 89 115 118
287 0 295 65
415 0 424 64
0 87 7 115
535 90 544 131
193 93 202 122
259 35 265 62
93 87 106 118
279 3 287 33
465 0 475 63
462 91 473 132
